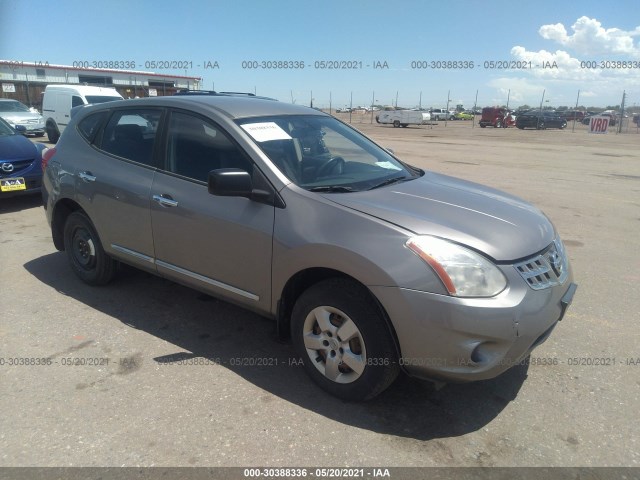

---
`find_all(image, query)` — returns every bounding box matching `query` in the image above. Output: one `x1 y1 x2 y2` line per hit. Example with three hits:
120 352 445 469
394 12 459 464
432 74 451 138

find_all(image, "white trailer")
376 110 429 127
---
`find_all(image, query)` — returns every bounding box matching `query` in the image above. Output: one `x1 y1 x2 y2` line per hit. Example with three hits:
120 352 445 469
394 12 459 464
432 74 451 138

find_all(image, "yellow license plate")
1 178 27 192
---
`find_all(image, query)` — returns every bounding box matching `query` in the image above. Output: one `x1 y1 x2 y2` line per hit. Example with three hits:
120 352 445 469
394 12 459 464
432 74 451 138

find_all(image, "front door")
150 110 274 313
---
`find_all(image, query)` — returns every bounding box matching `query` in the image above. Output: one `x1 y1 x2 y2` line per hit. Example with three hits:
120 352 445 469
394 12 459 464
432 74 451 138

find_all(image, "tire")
495 120 502 128
46 124 60 144
560 121 567 129
480 124 486 128
291 278 400 401
537 121 546 130
393 120 400 128
401 123 408 128
63 211 117 286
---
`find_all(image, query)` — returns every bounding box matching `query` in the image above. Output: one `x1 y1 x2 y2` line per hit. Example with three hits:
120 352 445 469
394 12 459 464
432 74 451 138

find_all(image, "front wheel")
46 124 60 143
291 279 399 401
63 212 117 286
495 119 503 128
393 120 400 128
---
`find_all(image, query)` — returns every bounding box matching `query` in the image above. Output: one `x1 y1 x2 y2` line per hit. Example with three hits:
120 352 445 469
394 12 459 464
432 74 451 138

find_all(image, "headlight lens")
406 236 507 297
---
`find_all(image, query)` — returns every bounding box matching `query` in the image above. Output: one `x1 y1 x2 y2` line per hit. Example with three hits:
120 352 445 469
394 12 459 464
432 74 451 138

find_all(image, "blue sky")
1 0 638 109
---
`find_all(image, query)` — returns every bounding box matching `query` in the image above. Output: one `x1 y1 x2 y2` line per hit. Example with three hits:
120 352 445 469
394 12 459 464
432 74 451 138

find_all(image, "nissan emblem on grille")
1 163 14 173
514 239 568 291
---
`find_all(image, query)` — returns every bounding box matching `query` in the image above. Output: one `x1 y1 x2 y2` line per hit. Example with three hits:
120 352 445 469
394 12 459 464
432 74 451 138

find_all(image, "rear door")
74 107 164 270
150 110 275 313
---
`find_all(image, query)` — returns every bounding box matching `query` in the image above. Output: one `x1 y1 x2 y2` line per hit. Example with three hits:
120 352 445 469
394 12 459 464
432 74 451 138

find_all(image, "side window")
71 96 84 108
77 111 108 142
100 109 162 166
166 111 252 182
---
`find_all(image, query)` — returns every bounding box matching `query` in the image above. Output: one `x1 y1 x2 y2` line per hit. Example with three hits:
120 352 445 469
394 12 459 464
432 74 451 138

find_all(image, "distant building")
0 60 202 109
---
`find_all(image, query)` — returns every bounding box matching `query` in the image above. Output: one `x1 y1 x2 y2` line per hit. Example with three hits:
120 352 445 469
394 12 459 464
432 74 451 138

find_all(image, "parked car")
376 110 428 127
453 111 474 120
560 110 586 122
581 113 617 127
0 117 47 196
516 112 567 129
429 108 455 121
42 94 576 401
478 107 515 128
0 99 45 137
42 85 124 143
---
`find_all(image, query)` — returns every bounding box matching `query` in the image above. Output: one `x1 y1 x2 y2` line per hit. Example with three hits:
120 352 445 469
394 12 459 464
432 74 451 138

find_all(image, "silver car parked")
42 93 577 400
0 99 45 136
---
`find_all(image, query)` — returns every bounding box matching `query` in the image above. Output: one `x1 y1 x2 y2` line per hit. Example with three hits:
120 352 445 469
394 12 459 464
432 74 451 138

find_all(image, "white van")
42 85 123 142
375 110 429 127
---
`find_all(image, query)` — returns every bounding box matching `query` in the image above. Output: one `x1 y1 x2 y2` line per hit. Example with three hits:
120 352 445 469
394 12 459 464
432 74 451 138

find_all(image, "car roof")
87 95 327 120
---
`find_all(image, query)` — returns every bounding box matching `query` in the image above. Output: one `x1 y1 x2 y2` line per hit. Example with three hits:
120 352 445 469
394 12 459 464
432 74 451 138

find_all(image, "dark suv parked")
41 94 576 400
516 112 567 130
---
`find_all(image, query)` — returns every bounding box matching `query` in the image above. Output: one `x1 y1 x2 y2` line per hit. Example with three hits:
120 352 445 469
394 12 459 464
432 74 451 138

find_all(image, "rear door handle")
153 194 179 208
78 171 96 182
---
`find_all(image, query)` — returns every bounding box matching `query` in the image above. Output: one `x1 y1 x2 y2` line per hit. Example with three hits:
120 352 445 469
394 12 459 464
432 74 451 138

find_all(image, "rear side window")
99 109 162 166
72 96 84 108
77 112 108 142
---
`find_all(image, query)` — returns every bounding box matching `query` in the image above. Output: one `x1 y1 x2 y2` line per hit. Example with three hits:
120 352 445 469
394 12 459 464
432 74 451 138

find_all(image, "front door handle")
153 194 179 208
78 171 96 182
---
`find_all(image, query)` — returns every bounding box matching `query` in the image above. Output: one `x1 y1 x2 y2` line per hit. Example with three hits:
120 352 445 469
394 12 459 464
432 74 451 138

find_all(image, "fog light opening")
470 343 489 365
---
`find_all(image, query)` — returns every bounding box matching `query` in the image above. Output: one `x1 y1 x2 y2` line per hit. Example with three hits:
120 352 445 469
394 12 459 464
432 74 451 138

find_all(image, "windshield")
0 118 17 135
0 100 30 113
237 115 420 192
85 96 122 104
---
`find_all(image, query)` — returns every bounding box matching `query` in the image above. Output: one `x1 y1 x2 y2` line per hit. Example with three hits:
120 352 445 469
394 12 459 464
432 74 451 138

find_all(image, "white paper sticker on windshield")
375 161 402 171
241 122 291 142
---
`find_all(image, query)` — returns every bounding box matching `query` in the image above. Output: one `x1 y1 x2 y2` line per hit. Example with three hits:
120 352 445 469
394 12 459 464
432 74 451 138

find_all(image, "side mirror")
14 125 27 133
208 168 253 197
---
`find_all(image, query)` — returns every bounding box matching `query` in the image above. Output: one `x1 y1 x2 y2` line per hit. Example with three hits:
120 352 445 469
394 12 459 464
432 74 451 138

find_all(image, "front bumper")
370 264 576 383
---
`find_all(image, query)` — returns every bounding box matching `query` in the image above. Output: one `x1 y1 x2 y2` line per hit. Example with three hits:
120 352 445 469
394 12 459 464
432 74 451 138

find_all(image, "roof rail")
174 89 277 101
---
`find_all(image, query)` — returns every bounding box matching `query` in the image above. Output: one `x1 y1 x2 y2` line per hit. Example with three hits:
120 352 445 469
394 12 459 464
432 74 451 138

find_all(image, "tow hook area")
559 283 578 321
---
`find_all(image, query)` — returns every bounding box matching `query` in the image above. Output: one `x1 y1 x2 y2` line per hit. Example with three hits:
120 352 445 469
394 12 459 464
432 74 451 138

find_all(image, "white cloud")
510 46 601 80
487 77 546 104
538 16 640 57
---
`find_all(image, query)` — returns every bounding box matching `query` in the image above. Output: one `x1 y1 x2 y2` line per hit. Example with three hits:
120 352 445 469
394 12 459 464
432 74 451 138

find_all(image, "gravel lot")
1 120 639 468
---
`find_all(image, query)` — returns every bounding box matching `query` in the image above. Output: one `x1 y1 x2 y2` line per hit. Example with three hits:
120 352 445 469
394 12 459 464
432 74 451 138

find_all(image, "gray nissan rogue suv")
42 93 577 400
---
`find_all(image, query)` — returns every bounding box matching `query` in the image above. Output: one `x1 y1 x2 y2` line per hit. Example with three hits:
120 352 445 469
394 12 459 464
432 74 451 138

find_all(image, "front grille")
514 239 568 290
0 159 35 177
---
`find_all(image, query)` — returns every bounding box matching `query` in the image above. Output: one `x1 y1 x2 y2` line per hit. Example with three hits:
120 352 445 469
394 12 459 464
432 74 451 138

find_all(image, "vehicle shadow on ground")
25 252 529 441
0 194 42 214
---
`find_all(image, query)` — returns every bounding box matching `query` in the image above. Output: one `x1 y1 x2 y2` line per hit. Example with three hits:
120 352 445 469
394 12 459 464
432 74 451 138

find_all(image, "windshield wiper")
368 176 409 190
308 185 354 193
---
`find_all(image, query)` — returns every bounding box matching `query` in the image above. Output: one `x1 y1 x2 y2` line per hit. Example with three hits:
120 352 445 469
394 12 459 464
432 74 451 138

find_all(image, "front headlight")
406 236 507 297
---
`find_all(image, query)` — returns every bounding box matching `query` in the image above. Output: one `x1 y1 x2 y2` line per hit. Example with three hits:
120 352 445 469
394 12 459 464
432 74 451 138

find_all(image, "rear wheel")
63 212 117 286
537 121 546 130
393 120 400 128
291 279 399 401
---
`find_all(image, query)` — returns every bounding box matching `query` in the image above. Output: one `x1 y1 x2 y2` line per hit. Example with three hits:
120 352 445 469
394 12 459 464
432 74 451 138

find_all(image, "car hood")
0 112 43 123
0 134 37 161
322 172 555 261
